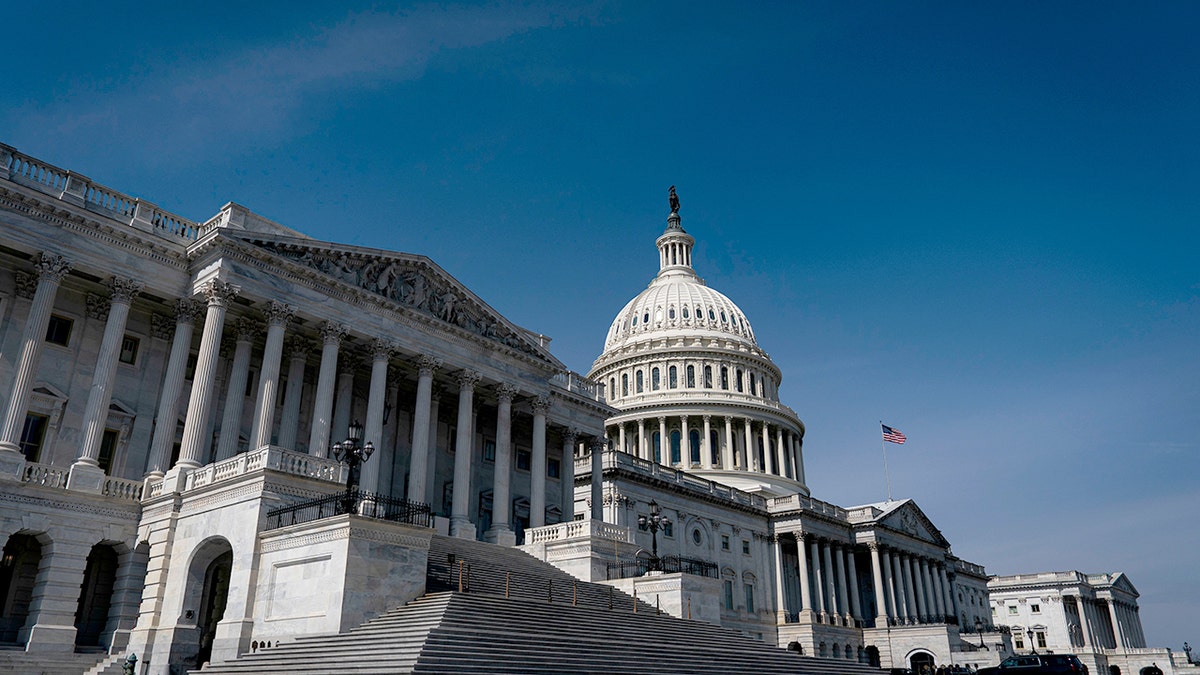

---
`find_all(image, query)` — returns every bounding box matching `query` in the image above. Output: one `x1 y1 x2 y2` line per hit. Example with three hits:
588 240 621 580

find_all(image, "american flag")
881 424 906 444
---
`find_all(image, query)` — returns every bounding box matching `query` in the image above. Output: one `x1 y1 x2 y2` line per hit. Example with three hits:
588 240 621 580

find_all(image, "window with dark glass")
18 413 49 462
668 366 678 388
652 367 660 391
516 448 531 471
621 373 629 396
98 429 119 474
636 371 644 393
45 315 73 346
720 367 729 390
686 365 695 388
704 366 713 388
736 369 744 393
547 457 560 478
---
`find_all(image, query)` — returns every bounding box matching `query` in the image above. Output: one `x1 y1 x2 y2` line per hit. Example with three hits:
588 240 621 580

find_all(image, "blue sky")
5 1 1197 650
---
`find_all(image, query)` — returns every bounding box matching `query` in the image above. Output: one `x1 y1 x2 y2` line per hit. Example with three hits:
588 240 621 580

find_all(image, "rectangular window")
721 534 730 551
744 583 755 612
45 315 73 346
185 353 198 380
547 457 560 478
482 439 496 462
1036 631 1046 649
516 448 531 471
119 335 140 365
636 371 644 393
449 427 457 454
18 413 49 462
662 521 673 538
723 579 734 610
1008 605 1018 615
1031 603 1041 614
1014 634 1024 649
98 429 119 474
742 539 751 555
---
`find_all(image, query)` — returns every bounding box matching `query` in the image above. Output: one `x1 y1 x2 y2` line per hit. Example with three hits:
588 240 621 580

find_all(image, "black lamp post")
637 499 671 571
332 420 374 514
1027 628 1037 654
976 618 986 649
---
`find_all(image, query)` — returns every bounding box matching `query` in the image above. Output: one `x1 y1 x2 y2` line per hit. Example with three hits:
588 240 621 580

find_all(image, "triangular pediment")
1109 572 1138 596
874 499 950 547
228 232 561 367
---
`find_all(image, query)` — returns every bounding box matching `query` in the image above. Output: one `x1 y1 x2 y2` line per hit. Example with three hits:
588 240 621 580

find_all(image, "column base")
484 526 516 547
66 460 106 493
449 517 476 540
0 447 26 481
24 622 77 652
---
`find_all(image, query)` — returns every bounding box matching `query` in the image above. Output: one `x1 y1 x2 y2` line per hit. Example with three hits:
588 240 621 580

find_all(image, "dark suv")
977 654 1088 675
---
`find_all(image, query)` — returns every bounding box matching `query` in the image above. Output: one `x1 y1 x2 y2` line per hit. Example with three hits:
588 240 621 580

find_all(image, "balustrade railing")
549 371 605 402
606 554 719 580
185 446 344 491
21 461 68 488
580 450 768 509
265 489 432 530
102 476 144 502
524 518 634 544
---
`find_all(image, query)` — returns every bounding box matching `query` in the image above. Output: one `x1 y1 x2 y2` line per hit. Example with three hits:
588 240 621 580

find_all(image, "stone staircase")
194 534 884 675
0 646 113 675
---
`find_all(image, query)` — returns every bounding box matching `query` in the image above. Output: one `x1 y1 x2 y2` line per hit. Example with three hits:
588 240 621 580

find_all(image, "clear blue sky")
5 0 1197 650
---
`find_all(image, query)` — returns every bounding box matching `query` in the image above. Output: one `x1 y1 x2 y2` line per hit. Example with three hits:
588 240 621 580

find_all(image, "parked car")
977 654 1088 675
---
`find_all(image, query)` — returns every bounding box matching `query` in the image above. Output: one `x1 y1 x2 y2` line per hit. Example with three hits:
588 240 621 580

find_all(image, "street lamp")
636 499 671 571
332 420 374 514
975 618 986 649
1027 628 1037 654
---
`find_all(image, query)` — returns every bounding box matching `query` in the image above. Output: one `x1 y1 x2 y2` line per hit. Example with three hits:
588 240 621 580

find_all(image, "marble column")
561 429 578 521
69 277 143 491
529 396 549 528
657 416 668 466
406 356 440 505
680 415 689 465
846 547 862 622
811 538 826 616
332 354 358 446
617 422 626 455
215 319 258 461
869 544 888 625
743 418 753 470
357 339 393 496
636 418 647 460
307 322 347 459
762 422 774 474
424 388 443 506
881 548 898 621
929 562 946 618
249 301 294 451
145 299 202 477
701 415 713 469
834 544 851 621
589 437 604 520
822 540 838 617
796 535 816 614
722 416 734 469
776 426 787 478
1074 597 1093 648
773 537 788 622
900 554 917 621
0 253 72 476
486 384 517 545
891 552 909 621
176 280 240 471
450 370 481 539
911 556 928 621
794 435 807 485
939 565 955 621
1107 600 1125 648
275 337 310 452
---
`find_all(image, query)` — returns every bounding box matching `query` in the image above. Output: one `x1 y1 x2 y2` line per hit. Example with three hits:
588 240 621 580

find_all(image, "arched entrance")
1109 667 1121 675
180 538 234 670
196 551 232 668
74 544 119 647
909 650 936 675
865 645 881 668
0 533 43 645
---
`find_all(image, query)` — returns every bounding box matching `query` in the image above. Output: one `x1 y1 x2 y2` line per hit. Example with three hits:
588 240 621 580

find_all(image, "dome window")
749 373 757 396
704 365 713 388
720 310 727 323
652 367 661 391
669 365 678 388
682 306 689 319
736 369 744 393
636 370 644 393
643 312 650 324
610 378 616 398
622 374 629 397
686 365 696 388
654 308 662 323
708 308 716 321
720 366 729 390
668 307 676 320
632 314 638 326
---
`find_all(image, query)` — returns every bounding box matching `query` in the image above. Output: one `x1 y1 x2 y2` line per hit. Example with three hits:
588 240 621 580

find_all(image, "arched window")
686 365 696 388
669 366 678 388
668 306 676 320
720 367 729 390
636 370 644 393
720 310 727 323
710 430 720 465
708 308 716 321
689 430 701 464
653 432 662 464
621 373 629 396
670 430 681 464
643 312 649 324
749 373 756 396
736 369 744 393
651 368 661 391
610 378 616 397
682 306 689 319
704 365 713 388
632 314 638 326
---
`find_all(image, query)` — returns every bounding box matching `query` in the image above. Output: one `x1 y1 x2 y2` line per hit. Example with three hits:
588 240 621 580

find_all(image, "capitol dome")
589 192 807 498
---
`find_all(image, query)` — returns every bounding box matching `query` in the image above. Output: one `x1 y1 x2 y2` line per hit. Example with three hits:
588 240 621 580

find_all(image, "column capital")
34 251 72 282
175 297 204 324
456 370 482 390
319 321 349 344
263 300 296 327
868 542 881 552
14 271 36 299
150 313 174 340
201 279 240 307
657 415 667 423
587 436 606 453
416 355 443 376
233 317 260 342
370 338 396 360
495 383 519 403
86 292 111 321
530 395 551 414
284 335 312 357
702 414 711 423
104 276 144 303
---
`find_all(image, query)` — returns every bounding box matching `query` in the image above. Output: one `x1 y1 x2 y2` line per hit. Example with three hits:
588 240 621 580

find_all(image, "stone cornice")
0 486 143 521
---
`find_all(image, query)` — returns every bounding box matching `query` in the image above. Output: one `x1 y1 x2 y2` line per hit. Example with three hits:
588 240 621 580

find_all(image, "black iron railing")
265 489 432 530
606 555 719 580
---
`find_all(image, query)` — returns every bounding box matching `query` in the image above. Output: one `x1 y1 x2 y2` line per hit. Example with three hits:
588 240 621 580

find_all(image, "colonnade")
608 415 804 482
1069 595 1145 650
0 257 586 540
772 535 957 628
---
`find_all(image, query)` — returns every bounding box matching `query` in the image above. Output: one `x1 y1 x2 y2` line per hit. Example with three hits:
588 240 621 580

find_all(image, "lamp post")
976 618 986 649
636 499 671 572
1027 628 1037 654
332 420 374 514
1184 642 1192 664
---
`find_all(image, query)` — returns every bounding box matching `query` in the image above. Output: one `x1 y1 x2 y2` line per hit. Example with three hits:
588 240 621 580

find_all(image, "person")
668 185 680 213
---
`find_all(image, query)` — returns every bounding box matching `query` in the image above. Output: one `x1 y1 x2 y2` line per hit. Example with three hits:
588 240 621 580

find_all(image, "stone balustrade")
606 388 800 418
525 518 635 544
766 493 848 519
102 476 144 502
184 445 345 492
1 143 207 243
21 461 68 488
578 449 767 509
550 371 605 402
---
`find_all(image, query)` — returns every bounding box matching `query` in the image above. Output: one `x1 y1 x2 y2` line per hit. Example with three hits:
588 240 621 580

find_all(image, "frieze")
252 240 543 358
183 483 263 511
0 490 141 521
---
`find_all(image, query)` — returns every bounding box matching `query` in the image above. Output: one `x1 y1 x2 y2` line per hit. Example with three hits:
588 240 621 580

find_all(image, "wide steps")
0 648 113 675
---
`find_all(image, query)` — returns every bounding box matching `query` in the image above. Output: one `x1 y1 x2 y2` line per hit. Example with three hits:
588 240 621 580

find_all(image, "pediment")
1109 573 1138 596
230 233 560 366
877 500 950 547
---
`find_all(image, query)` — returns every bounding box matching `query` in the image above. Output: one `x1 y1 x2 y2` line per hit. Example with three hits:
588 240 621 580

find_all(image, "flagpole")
880 420 892 502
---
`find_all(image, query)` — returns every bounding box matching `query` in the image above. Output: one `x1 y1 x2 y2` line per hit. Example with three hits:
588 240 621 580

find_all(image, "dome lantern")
656 185 696 278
